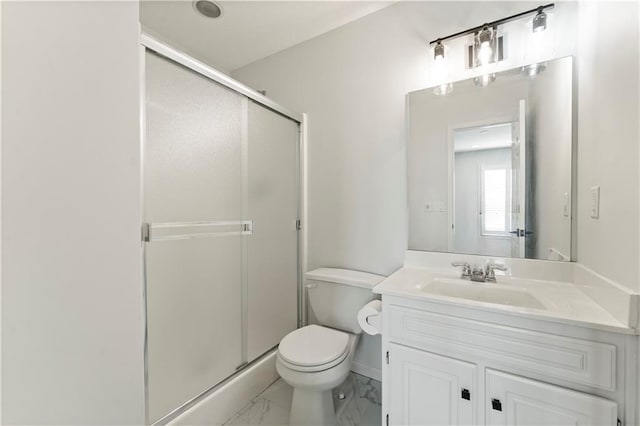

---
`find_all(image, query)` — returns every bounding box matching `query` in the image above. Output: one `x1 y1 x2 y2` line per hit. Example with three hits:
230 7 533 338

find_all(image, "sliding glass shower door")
143 50 299 423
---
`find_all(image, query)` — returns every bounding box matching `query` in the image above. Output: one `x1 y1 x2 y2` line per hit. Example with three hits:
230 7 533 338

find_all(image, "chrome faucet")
452 261 508 282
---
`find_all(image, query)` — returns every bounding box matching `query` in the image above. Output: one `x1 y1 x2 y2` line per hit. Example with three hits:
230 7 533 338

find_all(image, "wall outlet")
425 201 445 213
590 186 600 219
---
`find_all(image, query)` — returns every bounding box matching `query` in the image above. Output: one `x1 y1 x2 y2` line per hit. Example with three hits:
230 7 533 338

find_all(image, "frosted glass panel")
145 51 244 223
246 101 299 361
144 51 244 422
145 239 242 421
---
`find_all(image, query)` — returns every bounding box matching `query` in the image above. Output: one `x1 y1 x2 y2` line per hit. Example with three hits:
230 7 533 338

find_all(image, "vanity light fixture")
429 3 554 76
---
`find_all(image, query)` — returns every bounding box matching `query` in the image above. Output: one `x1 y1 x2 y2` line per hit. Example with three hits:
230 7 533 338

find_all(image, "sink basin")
423 278 546 310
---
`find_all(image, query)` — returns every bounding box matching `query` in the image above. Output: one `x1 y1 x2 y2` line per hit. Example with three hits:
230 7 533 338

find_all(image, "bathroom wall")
1 2 145 424
577 1 640 292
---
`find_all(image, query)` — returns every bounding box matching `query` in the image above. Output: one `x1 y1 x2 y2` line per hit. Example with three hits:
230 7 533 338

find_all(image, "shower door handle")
142 220 253 242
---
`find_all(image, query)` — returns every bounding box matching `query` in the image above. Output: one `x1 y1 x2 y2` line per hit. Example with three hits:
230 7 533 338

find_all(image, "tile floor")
222 372 382 426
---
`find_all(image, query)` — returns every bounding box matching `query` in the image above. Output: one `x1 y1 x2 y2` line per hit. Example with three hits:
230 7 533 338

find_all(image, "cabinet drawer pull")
461 388 470 400
491 398 502 411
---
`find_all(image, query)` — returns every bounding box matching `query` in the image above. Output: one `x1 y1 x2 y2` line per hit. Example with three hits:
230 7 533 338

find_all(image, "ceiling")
140 1 394 73
454 122 513 153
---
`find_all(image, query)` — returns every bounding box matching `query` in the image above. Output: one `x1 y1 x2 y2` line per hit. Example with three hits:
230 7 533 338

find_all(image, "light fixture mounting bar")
429 3 554 45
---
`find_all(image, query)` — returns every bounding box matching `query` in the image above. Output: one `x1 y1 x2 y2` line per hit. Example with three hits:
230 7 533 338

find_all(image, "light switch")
590 186 600 219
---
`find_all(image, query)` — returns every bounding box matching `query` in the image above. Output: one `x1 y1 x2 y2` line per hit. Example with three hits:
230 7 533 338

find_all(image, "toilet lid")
278 325 349 367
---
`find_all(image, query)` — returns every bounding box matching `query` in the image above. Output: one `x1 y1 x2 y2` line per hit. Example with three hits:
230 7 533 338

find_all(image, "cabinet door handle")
461 388 471 400
491 398 502 412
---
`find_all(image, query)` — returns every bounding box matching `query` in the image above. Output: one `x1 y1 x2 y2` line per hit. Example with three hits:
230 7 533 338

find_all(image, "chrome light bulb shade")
434 40 445 61
533 9 547 32
478 25 493 45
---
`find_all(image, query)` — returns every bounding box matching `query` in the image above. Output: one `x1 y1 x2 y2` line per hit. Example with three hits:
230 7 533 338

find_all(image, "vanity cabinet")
382 298 634 426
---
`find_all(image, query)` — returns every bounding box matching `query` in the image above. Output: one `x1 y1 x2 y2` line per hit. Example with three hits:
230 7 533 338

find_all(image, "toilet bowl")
276 268 385 426
276 325 360 426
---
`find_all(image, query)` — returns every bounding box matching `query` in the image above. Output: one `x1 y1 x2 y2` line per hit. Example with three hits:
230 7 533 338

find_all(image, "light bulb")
479 41 493 65
476 26 495 67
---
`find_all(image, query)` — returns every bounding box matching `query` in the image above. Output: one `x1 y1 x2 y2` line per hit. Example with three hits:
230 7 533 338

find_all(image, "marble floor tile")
223 398 289 426
259 379 294 410
224 373 381 426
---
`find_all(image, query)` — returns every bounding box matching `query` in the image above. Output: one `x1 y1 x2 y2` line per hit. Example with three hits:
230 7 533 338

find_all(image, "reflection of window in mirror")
480 167 512 237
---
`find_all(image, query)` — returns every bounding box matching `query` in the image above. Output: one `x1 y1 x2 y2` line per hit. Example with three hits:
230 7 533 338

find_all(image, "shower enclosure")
141 36 302 424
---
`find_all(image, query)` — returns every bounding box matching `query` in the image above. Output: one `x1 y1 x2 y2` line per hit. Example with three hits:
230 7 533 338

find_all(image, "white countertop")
374 266 636 334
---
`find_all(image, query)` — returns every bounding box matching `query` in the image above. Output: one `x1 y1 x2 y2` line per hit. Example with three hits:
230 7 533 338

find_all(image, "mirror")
408 56 573 261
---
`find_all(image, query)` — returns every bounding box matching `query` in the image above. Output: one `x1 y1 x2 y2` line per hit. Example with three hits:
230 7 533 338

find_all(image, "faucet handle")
451 261 471 277
485 263 508 282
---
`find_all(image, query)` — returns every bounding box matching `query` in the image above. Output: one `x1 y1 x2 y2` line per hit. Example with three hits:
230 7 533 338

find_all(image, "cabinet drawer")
388 305 616 391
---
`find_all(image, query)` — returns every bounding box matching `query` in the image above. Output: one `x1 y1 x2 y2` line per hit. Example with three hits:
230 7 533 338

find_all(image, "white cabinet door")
486 369 617 426
389 344 477 425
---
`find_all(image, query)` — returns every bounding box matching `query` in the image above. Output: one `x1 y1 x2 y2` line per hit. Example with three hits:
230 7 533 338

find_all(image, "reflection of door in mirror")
511 99 527 258
453 121 522 258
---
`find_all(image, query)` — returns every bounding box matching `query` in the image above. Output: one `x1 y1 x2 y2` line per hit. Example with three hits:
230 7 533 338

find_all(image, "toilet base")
289 388 336 426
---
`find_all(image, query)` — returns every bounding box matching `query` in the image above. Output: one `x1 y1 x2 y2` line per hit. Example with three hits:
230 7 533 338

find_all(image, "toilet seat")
278 325 350 372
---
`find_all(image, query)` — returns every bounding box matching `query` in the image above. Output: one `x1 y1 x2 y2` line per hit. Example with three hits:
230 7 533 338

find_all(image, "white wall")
1 2 145 424
577 1 640 292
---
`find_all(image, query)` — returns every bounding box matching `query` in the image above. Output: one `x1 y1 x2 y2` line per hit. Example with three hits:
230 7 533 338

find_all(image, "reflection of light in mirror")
434 83 453 96
521 62 547 78
474 73 496 87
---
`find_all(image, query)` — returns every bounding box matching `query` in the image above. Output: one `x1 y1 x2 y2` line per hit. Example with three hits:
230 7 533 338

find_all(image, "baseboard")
168 351 279 426
351 361 381 382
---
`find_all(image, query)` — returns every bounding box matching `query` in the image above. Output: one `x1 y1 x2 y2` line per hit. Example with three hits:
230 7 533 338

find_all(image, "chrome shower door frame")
139 33 306 425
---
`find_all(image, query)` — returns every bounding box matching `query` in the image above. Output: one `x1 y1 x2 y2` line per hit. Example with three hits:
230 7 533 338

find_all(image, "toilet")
276 268 385 426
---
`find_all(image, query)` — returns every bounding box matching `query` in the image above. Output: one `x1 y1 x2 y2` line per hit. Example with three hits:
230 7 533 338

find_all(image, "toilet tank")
305 268 385 334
